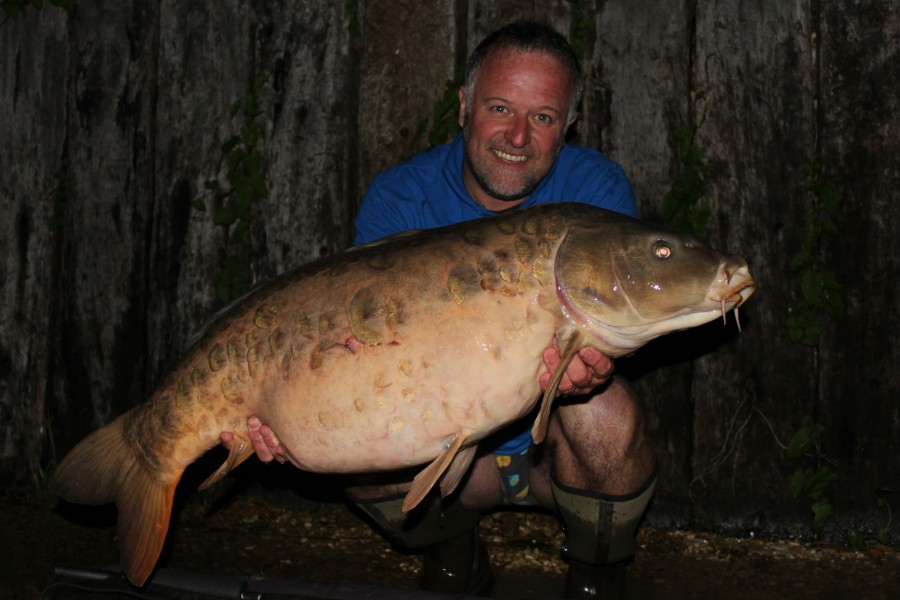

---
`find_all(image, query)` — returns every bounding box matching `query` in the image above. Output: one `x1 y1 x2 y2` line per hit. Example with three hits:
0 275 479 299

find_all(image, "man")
225 21 656 599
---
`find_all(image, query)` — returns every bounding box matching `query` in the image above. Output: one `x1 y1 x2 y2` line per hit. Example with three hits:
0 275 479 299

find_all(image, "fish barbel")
50 203 755 585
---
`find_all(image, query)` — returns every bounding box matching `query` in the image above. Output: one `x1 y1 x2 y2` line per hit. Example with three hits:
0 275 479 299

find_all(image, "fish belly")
257 286 556 473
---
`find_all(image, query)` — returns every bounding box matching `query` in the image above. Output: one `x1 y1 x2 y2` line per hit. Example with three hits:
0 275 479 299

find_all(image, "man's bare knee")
550 379 654 494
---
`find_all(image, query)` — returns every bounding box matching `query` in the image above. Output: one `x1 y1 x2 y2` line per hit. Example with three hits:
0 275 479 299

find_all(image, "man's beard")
462 121 544 204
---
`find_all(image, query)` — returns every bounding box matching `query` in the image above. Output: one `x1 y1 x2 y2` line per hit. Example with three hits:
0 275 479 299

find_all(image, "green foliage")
1 0 73 23
788 419 895 547
846 528 865 551
787 416 838 536
660 126 711 240
195 75 268 305
36 406 59 491
345 0 360 39
569 0 595 63
407 65 464 157
786 161 844 346
876 488 894 545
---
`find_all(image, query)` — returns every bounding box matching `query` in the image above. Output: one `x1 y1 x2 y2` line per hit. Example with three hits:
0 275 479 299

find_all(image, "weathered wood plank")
818 0 900 515
691 0 818 527
0 2 896 537
582 0 697 527
43 1 160 452
148 0 254 384
357 0 460 195
0 6 70 483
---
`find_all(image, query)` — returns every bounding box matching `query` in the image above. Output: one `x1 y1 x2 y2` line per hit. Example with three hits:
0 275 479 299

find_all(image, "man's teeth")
494 150 527 162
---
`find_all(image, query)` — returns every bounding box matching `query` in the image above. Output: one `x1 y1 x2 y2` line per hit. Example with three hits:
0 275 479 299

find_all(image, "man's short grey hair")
463 21 584 122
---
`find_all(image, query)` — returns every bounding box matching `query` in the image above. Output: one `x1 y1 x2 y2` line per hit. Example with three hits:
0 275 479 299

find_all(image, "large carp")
51 203 755 586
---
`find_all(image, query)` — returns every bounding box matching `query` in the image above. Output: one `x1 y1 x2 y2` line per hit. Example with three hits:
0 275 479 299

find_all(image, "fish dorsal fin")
403 432 469 512
438 443 477 498
531 330 585 444
198 435 256 491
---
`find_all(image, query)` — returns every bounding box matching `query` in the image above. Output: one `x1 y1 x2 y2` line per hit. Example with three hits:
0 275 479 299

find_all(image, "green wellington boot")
354 492 493 595
551 470 657 599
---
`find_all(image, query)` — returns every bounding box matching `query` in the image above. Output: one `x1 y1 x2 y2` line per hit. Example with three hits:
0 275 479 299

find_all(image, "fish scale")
50 203 755 586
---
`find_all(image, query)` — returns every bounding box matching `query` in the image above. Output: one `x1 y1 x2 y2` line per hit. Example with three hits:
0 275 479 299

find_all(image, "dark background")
1 0 897 539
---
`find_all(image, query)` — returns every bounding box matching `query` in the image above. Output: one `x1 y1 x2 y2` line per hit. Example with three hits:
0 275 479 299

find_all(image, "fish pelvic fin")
402 432 469 513
438 443 477 498
49 413 182 587
531 330 586 444
198 435 255 491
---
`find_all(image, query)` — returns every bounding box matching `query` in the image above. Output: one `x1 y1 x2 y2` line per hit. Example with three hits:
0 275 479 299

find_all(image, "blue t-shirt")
353 133 637 454
354 133 637 244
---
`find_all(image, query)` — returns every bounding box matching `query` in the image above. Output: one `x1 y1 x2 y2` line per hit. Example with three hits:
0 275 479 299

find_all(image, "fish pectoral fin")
402 432 469 513
439 443 477 498
198 435 255 491
531 330 586 444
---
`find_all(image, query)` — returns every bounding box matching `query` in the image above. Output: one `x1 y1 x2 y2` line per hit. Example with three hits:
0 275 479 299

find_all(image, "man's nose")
505 115 530 147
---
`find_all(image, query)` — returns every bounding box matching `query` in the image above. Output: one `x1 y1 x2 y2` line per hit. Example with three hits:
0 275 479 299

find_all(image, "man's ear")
567 111 580 129
458 86 467 127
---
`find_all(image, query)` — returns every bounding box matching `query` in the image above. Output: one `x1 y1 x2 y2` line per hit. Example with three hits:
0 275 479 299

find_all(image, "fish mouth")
716 269 757 329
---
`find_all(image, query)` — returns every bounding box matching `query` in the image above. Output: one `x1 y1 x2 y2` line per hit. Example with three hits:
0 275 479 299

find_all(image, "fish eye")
654 242 673 259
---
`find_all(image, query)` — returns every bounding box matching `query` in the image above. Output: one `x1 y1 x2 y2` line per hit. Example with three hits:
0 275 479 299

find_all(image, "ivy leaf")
791 467 813 498
214 205 236 226
800 270 825 305
811 497 834 533
805 466 838 499
822 278 845 320
221 135 241 156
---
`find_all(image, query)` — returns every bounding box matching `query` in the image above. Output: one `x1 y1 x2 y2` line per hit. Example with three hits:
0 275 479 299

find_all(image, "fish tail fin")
50 414 181 587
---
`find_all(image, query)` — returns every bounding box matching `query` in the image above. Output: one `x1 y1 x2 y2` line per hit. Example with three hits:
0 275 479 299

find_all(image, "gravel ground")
4 477 899 600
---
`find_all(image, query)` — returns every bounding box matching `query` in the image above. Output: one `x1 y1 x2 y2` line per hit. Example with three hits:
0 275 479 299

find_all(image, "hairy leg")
544 378 656 494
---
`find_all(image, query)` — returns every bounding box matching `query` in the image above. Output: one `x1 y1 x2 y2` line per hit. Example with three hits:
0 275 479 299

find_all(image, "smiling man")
230 21 657 599
460 47 579 207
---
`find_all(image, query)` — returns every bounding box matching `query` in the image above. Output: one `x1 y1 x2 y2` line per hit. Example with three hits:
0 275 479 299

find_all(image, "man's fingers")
220 418 285 464
259 423 286 464
541 345 615 397
250 416 286 464
579 347 614 379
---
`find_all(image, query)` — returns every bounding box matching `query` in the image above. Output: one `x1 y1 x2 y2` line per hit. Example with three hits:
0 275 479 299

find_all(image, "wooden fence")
1 0 897 535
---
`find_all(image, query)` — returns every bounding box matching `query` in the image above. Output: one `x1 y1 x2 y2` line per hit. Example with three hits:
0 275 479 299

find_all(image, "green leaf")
214 206 236 226
811 497 834 533
787 308 821 346
847 529 865 550
791 467 813 498
788 251 813 273
1 2 23 18
800 270 825 305
221 135 241 156
788 417 823 458
820 215 839 237
805 466 838 499
788 429 811 460
49 0 74 12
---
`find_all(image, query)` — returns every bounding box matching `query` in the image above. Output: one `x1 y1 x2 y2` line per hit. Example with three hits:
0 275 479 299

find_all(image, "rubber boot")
353 492 492 595
551 469 658 599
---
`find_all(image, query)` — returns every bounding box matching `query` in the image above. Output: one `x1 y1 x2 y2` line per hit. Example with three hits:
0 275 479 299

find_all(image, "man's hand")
540 344 614 397
220 416 286 464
